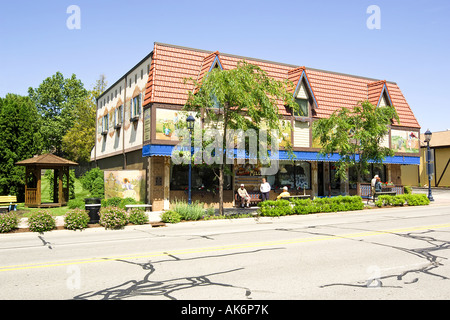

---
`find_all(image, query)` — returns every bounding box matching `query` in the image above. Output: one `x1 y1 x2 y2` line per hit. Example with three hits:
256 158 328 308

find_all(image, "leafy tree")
312 100 399 194
184 61 299 215
0 94 43 200
62 76 107 163
28 72 88 156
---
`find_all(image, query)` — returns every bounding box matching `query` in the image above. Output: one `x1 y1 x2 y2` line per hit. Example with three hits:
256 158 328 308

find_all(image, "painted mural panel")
104 170 146 201
155 109 199 141
391 130 419 153
143 107 151 141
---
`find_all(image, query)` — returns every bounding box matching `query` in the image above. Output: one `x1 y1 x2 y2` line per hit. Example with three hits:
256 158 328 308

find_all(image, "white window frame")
131 93 142 120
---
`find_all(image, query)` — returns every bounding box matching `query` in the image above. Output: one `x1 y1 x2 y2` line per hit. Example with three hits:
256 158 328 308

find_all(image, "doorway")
318 162 324 197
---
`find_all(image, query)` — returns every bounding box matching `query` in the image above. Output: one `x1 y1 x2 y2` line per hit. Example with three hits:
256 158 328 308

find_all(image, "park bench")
235 192 262 207
0 195 17 214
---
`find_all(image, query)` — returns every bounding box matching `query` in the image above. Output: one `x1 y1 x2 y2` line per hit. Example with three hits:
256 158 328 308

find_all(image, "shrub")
91 177 105 198
28 210 56 233
376 194 430 207
171 200 204 221
161 210 181 224
128 208 148 225
102 197 122 208
404 194 430 206
0 212 19 233
64 208 90 231
102 197 141 209
80 168 104 198
99 207 128 230
67 198 85 209
404 186 412 194
258 200 293 217
259 196 364 217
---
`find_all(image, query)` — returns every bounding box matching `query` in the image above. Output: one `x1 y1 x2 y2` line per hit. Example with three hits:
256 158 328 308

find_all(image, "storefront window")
273 161 311 190
170 164 232 191
349 164 386 189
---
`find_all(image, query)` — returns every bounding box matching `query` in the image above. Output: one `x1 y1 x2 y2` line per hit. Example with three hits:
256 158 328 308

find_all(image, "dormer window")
294 98 309 117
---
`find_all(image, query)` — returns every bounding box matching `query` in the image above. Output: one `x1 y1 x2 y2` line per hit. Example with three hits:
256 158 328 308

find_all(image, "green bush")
28 210 56 233
128 208 149 225
258 196 364 217
91 177 105 198
404 186 412 194
64 208 90 231
258 200 293 217
67 198 85 209
375 194 430 207
161 210 181 224
80 168 104 198
101 197 141 209
404 194 430 206
99 207 128 230
0 212 19 233
171 200 204 221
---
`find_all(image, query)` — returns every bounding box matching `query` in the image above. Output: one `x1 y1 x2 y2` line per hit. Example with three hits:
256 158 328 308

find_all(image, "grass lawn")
17 177 92 218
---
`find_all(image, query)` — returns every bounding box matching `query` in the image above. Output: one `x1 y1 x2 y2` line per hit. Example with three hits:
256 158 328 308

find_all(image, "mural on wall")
155 109 199 141
104 170 146 201
391 130 419 153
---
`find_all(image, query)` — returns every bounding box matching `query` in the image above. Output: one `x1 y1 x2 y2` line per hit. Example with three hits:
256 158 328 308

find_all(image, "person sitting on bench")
237 184 251 208
277 186 290 200
375 177 382 193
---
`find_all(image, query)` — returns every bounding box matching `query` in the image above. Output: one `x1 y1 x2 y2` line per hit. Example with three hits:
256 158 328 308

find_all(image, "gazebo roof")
16 153 78 167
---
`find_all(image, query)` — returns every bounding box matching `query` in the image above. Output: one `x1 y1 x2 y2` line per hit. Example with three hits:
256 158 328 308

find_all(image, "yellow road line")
1 223 450 273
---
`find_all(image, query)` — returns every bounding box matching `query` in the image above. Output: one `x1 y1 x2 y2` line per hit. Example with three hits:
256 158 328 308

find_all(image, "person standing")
260 177 271 202
371 174 379 200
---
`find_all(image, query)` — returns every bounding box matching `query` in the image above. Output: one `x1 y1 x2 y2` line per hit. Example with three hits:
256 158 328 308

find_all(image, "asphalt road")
1 193 450 301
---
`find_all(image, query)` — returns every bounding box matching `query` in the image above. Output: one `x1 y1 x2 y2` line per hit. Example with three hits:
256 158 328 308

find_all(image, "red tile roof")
144 43 420 129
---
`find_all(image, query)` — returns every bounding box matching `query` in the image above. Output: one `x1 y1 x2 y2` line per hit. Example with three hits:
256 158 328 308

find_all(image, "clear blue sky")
1 0 449 132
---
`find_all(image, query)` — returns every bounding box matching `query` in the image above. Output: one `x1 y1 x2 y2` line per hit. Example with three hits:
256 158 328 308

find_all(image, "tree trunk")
356 165 362 196
219 164 224 216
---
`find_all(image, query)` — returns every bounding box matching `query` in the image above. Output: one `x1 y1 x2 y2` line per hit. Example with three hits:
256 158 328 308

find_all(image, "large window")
270 161 311 190
170 164 232 191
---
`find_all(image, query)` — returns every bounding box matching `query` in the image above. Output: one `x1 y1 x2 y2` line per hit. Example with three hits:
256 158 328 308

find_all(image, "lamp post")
424 129 434 201
187 115 196 205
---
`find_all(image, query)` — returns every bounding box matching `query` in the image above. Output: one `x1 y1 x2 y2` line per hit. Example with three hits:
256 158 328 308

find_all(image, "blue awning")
142 144 420 165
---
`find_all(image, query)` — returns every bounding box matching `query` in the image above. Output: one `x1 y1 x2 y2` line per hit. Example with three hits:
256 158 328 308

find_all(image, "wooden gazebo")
16 154 78 208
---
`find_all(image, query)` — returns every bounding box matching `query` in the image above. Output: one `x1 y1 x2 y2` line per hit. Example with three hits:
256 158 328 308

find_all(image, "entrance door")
318 162 324 197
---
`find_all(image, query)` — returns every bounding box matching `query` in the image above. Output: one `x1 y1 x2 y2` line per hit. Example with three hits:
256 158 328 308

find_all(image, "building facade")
92 43 421 211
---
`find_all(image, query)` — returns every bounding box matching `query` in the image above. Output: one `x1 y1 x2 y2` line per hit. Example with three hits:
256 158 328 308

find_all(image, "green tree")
62 75 107 163
312 100 399 194
0 94 43 200
28 72 88 156
184 61 299 215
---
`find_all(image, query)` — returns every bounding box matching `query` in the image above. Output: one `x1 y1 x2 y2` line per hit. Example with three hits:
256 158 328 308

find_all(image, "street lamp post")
424 129 434 201
187 115 196 205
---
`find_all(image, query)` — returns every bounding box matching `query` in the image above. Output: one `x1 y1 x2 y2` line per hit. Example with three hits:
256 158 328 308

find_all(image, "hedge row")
375 194 430 207
258 196 365 217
